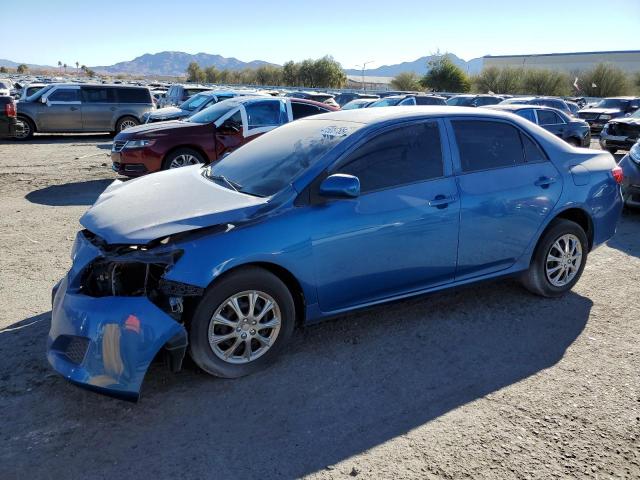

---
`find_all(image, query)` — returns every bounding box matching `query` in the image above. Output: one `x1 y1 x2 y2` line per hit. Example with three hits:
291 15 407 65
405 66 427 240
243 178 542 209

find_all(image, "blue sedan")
48 107 624 400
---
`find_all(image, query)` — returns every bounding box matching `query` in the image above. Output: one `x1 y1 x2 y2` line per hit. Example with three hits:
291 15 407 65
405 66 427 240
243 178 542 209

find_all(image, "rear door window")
521 134 548 163
452 120 524 172
536 110 564 126
291 102 327 119
81 87 115 103
515 109 537 123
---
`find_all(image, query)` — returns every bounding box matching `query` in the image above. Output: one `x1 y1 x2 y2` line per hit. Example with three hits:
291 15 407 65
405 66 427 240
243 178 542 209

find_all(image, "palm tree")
58 61 62 73
63 63 67 74
75 61 79 73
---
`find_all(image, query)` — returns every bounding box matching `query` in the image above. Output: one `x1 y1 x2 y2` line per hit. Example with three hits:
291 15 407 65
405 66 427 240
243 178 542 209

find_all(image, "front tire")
189 267 296 378
521 219 588 297
162 148 205 170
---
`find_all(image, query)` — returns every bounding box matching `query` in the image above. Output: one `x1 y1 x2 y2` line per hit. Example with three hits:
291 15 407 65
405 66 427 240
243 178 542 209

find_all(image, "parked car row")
47 105 625 400
112 96 337 176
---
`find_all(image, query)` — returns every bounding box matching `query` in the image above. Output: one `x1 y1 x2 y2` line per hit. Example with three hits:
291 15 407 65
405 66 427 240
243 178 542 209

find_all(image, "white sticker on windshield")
320 126 351 139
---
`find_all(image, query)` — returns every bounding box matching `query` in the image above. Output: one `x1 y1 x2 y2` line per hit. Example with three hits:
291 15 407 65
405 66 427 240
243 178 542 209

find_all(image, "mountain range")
1 51 485 77
344 53 485 77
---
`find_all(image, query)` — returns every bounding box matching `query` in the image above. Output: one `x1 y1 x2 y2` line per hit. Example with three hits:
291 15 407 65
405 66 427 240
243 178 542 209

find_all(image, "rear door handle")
70 106 79 111
534 176 557 188
428 195 457 208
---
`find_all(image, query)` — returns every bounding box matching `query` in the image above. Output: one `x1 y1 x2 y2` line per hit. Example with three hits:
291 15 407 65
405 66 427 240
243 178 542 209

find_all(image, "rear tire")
115 116 139 132
162 148 205 170
521 219 588 298
14 116 34 140
189 267 296 378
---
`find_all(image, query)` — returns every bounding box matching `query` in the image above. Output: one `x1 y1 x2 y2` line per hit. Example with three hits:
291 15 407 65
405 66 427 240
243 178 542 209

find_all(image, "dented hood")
80 165 268 244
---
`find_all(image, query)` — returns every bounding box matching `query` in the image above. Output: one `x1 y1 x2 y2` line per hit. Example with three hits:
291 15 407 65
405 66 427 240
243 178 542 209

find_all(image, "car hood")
146 107 187 120
116 120 202 138
580 108 621 115
80 166 268 244
609 116 640 126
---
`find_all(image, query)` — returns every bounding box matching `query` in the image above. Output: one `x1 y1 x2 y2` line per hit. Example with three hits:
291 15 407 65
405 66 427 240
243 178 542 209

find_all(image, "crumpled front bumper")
47 232 187 401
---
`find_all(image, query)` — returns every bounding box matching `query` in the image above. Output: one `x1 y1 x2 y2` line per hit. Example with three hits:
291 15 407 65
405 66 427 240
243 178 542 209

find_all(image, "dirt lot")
0 135 638 480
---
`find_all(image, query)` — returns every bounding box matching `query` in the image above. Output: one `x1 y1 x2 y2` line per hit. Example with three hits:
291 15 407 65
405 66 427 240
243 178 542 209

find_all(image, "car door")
535 109 566 138
39 86 82 131
242 99 288 140
80 86 116 131
214 108 245 158
310 120 460 312
448 119 562 280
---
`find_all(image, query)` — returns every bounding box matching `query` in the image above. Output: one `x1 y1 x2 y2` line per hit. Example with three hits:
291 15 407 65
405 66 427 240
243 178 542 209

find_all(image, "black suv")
577 97 640 134
0 96 22 138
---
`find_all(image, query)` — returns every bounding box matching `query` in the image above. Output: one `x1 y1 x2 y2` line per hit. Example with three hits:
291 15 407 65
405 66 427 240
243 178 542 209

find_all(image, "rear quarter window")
115 88 151 104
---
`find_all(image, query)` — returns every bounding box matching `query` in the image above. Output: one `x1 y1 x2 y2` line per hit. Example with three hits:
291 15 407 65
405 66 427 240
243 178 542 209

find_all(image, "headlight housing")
123 139 155 149
599 114 612 120
630 142 640 165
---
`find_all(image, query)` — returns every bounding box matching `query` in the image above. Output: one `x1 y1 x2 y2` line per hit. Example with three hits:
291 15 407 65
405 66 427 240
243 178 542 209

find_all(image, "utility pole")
355 60 374 92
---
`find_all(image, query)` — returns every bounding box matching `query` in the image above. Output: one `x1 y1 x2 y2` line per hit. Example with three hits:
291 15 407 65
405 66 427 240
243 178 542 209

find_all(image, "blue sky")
1 0 638 69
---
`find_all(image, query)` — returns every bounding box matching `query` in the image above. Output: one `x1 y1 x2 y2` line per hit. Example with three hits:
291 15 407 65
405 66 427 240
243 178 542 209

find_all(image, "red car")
111 96 337 177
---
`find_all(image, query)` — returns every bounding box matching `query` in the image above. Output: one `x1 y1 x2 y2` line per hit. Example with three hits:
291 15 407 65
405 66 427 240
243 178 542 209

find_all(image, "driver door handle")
428 195 457 208
534 176 557 188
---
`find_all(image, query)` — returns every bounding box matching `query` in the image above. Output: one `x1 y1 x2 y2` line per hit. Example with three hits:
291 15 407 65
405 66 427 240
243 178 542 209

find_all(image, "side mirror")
40 96 47 104
319 174 360 199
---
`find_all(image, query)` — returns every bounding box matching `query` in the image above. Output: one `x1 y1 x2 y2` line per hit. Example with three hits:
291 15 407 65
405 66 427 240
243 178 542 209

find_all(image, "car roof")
305 105 528 125
487 104 566 113
218 95 336 110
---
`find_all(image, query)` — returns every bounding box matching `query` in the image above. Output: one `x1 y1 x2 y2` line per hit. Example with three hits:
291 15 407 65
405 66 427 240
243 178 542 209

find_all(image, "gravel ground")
0 135 638 480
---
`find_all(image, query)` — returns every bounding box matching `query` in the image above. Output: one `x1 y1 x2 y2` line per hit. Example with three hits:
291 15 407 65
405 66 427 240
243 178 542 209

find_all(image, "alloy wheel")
545 233 583 287
208 290 281 364
169 154 201 168
119 119 137 131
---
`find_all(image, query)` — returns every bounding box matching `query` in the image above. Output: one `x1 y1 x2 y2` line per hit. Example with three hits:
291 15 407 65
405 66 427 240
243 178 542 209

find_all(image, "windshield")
26 84 54 102
205 119 363 197
594 98 629 109
180 93 214 111
187 99 239 124
342 100 370 110
446 96 474 106
369 97 402 107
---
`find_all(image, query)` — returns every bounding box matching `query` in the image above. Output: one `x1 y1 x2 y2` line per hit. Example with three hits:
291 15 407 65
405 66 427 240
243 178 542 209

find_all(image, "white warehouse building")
483 50 640 73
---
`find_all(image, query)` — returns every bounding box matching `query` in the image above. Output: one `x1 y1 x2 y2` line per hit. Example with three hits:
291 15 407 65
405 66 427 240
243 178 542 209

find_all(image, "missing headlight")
82 261 167 297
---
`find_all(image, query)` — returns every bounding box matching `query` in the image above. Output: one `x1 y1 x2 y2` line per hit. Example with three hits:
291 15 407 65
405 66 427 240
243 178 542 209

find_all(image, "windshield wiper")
209 174 242 192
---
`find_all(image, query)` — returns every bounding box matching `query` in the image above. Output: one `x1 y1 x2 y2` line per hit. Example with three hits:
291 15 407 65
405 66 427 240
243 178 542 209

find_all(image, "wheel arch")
534 207 594 259
17 113 37 132
200 262 306 327
114 114 139 131
162 145 209 167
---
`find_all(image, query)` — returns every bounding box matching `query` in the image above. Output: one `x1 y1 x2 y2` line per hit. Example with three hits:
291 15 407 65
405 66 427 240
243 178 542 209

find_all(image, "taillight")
4 101 16 118
611 166 624 185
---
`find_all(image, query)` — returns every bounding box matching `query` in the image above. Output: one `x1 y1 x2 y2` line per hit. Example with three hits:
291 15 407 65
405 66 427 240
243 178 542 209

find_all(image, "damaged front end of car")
48 229 204 401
